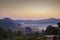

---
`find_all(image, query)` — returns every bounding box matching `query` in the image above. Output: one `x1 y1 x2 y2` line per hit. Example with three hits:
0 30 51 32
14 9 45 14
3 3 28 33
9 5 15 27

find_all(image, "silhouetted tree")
57 22 60 28
25 26 32 35
45 25 57 35
0 26 4 39
17 31 22 36
0 26 16 40
58 28 60 35
34 31 40 36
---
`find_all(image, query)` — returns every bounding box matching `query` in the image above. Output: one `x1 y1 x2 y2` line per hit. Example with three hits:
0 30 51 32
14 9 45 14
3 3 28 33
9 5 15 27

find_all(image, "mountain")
16 18 60 24
37 18 60 24
0 18 21 28
0 18 60 28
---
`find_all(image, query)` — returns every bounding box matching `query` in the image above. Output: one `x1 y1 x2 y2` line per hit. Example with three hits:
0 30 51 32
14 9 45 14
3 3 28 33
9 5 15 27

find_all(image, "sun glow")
0 0 60 19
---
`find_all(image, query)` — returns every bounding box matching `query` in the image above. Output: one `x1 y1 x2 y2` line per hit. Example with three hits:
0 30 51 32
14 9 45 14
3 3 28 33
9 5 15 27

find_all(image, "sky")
0 0 60 20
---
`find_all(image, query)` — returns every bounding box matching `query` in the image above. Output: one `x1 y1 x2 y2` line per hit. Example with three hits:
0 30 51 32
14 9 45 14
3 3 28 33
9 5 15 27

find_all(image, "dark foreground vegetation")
45 22 60 40
0 26 41 40
0 22 60 40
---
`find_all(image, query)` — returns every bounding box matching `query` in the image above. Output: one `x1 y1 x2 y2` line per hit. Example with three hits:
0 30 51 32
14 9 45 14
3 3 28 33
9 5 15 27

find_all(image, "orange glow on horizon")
0 0 60 19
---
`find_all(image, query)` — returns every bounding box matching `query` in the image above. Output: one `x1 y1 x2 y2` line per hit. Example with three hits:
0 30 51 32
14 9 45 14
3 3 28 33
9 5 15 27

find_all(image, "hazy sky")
0 0 60 20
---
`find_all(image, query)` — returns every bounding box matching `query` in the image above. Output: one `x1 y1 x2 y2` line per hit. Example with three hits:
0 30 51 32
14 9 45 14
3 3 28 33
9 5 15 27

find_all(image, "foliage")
45 25 57 35
57 22 60 28
58 28 60 35
0 26 41 40
45 22 60 40
57 22 60 40
17 31 22 36
0 26 16 40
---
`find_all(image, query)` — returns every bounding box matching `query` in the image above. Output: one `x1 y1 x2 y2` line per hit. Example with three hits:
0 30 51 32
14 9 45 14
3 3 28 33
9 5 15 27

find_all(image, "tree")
57 22 60 34
57 22 60 28
17 31 22 36
34 31 40 36
6 29 15 39
25 26 32 34
57 27 60 35
57 22 60 40
45 25 57 35
0 26 15 40
0 26 4 39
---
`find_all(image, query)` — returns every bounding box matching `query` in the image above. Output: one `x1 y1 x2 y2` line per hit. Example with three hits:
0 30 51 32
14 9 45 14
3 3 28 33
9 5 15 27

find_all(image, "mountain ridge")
15 18 60 24
0 18 60 28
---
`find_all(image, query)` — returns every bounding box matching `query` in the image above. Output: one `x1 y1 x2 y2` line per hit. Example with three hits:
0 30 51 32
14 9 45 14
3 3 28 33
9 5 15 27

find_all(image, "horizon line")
0 17 60 20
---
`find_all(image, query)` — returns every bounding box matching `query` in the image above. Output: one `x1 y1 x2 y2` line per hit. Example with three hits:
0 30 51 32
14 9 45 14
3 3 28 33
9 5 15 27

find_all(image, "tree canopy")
45 25 57 35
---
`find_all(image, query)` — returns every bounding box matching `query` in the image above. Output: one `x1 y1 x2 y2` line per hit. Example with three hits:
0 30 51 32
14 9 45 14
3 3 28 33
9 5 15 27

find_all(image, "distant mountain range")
15 18 60 24
0 18 16 28
0 18 60 28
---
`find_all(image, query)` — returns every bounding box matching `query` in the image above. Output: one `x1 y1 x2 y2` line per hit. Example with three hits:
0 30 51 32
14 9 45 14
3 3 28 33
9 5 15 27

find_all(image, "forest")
0 22 60 40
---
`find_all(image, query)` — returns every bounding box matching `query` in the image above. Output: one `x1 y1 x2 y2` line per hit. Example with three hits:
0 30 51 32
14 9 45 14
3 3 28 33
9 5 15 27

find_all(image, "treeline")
0 26 41 40
45 22 60 40
45 22 60 35
0 22 60 40
0 26 23 40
